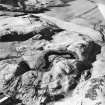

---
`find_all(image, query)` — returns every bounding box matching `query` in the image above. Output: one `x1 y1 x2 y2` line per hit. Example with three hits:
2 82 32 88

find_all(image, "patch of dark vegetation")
0 4 50 13
0 56 19 61
0 31 37 42
84 42 101 63
0 27 63 42
41 94 64 105
42 50 79 70
0 97 22 105
39 28 64 41
22 8 50 14
0 93 5 99
60 0 76 4
14 61 30 76
48 3 70 8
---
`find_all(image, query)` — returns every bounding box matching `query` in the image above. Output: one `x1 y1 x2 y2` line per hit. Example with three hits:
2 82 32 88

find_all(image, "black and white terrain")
0 0 105 105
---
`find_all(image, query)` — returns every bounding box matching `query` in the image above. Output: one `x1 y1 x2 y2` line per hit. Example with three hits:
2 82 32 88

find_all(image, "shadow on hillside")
49 3 70 8
60 0 76 4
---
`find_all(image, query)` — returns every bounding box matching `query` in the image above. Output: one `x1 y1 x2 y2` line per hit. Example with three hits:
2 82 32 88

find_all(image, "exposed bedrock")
0 12 104 105
0 27 101 105
0 0 105 104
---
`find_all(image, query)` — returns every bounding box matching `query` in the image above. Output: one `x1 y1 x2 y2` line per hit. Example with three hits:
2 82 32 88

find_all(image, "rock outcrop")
0 0 105 105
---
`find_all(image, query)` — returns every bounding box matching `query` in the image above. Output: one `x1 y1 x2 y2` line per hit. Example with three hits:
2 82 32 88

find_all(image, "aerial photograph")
0 0 105 105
